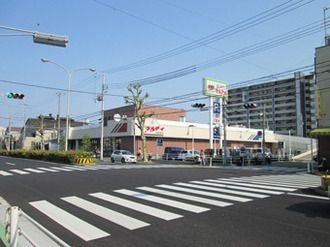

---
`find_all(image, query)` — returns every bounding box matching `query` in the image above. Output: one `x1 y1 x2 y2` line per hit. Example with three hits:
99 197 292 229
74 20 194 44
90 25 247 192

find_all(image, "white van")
177 150 200 161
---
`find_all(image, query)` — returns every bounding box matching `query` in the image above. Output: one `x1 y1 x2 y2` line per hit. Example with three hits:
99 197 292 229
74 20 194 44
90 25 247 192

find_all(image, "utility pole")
97 73 107 161
56 92 64 150
23 104 27 149
262 104 266 165
8 116 12 151
40 115 45 150
222 99 227 166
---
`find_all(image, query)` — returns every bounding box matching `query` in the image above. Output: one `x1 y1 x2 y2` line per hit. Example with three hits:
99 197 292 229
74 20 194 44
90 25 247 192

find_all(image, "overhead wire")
103 0 315 74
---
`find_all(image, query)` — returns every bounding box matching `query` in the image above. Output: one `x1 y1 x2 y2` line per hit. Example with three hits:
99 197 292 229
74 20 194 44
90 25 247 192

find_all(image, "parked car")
177 150 200 162
163 147 184 160
253 152 272 165
111 150 137 163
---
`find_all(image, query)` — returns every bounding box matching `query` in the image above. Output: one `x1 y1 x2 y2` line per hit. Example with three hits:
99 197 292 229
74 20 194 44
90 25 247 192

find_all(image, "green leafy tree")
81 134 91 151
124 83 153 162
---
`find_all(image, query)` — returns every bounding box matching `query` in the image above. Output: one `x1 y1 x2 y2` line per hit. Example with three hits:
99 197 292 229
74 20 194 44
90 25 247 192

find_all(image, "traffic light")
192 103 206 108
7 92 24 99
243 103 257 109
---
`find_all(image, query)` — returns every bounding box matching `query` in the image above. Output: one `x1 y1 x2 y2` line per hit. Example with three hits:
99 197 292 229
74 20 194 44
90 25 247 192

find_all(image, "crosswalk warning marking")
61 196 150 230
204 179 284 195
0 170 13 176
115 189 212 212
156 184 252 202
135 187 233 207
9 169 30 175
177 182 269 199
90 192 183 220
30 200 110 241
24 168 45 174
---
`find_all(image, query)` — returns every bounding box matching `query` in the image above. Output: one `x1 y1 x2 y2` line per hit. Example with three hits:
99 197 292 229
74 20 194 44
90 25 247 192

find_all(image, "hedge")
0 149 94 164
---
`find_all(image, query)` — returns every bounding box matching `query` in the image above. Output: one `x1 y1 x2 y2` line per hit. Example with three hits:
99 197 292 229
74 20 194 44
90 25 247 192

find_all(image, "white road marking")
156 184 252 202
30 200 109 241
37 167 60 173
240 176 320 185
204 180 283 195
90 192 183 220
178 182 268 198
227 178 312 188
63 166 88 171
50 167 73 172
9 169 30 175
62 196 149 230
287 193 330 200
0 170 13 176
5 162 15 166
215 179 296 192
116 189 214 211
135 187 233 207
24 168 45 174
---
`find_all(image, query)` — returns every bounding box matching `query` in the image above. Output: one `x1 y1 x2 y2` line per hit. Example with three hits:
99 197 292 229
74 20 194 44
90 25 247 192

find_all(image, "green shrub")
0 149 93 164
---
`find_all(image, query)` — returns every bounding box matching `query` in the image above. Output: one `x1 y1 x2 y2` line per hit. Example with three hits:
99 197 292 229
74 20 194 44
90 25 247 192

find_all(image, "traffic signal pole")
209 96 214 151
262 104 266 165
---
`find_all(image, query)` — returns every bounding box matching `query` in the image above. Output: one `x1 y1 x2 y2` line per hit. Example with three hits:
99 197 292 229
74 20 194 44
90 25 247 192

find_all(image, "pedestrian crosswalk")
0 164 309 177
26 173 320 243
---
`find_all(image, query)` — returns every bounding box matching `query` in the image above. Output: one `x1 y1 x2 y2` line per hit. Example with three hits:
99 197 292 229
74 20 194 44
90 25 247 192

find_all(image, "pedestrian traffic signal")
7 92 24 99
192 103 206 108
243 103 257 109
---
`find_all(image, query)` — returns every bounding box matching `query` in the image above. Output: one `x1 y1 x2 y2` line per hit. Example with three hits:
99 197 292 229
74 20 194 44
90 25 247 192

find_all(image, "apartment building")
227 72 317 137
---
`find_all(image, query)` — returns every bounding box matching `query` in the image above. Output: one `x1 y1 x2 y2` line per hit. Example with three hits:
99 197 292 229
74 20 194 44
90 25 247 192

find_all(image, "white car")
177 150 200 162
111 150 137 163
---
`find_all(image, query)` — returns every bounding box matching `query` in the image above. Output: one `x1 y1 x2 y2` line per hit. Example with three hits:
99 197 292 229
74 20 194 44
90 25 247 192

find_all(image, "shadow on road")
286 201 330 219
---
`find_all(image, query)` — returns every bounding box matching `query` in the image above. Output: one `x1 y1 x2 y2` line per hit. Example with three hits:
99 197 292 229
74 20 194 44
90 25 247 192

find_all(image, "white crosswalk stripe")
135 187 233 207
239 176 320 186
37 167 60 173
24 168 45 174
50 167 74 172
0 170 13 176
204 179 284 195
225 178 309 188
29 200 110 241
10 169 30 175
176 182 269 198
115 189 212 212
156 184 252 202
214 179 296 192
63 166 88 171
90 192 183 220
62 196 150 230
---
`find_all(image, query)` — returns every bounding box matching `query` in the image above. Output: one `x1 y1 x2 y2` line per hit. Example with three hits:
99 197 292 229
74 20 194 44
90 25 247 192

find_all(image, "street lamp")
0 25 68 47
188 125 196 154
41 58 95 151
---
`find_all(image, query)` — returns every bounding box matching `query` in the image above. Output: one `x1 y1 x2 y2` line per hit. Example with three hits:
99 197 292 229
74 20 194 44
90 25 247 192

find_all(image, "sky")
0 0 328 127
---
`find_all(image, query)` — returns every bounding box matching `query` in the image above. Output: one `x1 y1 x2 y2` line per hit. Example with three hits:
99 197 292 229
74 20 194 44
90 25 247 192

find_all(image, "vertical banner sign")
203 77 228 151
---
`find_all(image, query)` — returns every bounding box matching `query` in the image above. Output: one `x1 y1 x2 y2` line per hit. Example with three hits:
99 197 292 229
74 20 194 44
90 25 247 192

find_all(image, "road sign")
113 114 121 122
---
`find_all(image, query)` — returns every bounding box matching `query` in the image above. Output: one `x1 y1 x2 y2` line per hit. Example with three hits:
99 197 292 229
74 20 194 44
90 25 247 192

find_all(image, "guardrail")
5 206 70 247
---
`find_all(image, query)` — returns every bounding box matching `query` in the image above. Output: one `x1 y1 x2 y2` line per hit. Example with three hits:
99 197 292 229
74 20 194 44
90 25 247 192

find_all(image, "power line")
110 18 326 88
104 0 315 74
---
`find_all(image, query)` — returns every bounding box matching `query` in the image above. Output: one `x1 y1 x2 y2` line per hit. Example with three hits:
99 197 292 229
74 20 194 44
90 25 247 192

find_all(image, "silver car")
111 150 137 163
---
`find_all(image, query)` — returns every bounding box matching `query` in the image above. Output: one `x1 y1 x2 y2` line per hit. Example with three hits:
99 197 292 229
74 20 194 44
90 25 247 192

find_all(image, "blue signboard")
213 102 221 114
213 127 220 139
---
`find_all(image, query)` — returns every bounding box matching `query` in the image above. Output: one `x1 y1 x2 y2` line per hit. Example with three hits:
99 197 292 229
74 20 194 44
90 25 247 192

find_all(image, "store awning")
310 128 330 137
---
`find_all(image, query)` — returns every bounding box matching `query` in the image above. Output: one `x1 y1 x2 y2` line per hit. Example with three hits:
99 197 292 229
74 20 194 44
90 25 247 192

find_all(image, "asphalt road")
0 156 329 247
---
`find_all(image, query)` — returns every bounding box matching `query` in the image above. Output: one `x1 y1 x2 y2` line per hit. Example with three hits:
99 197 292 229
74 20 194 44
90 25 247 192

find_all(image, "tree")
81 134 91 151
124 83 153 162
